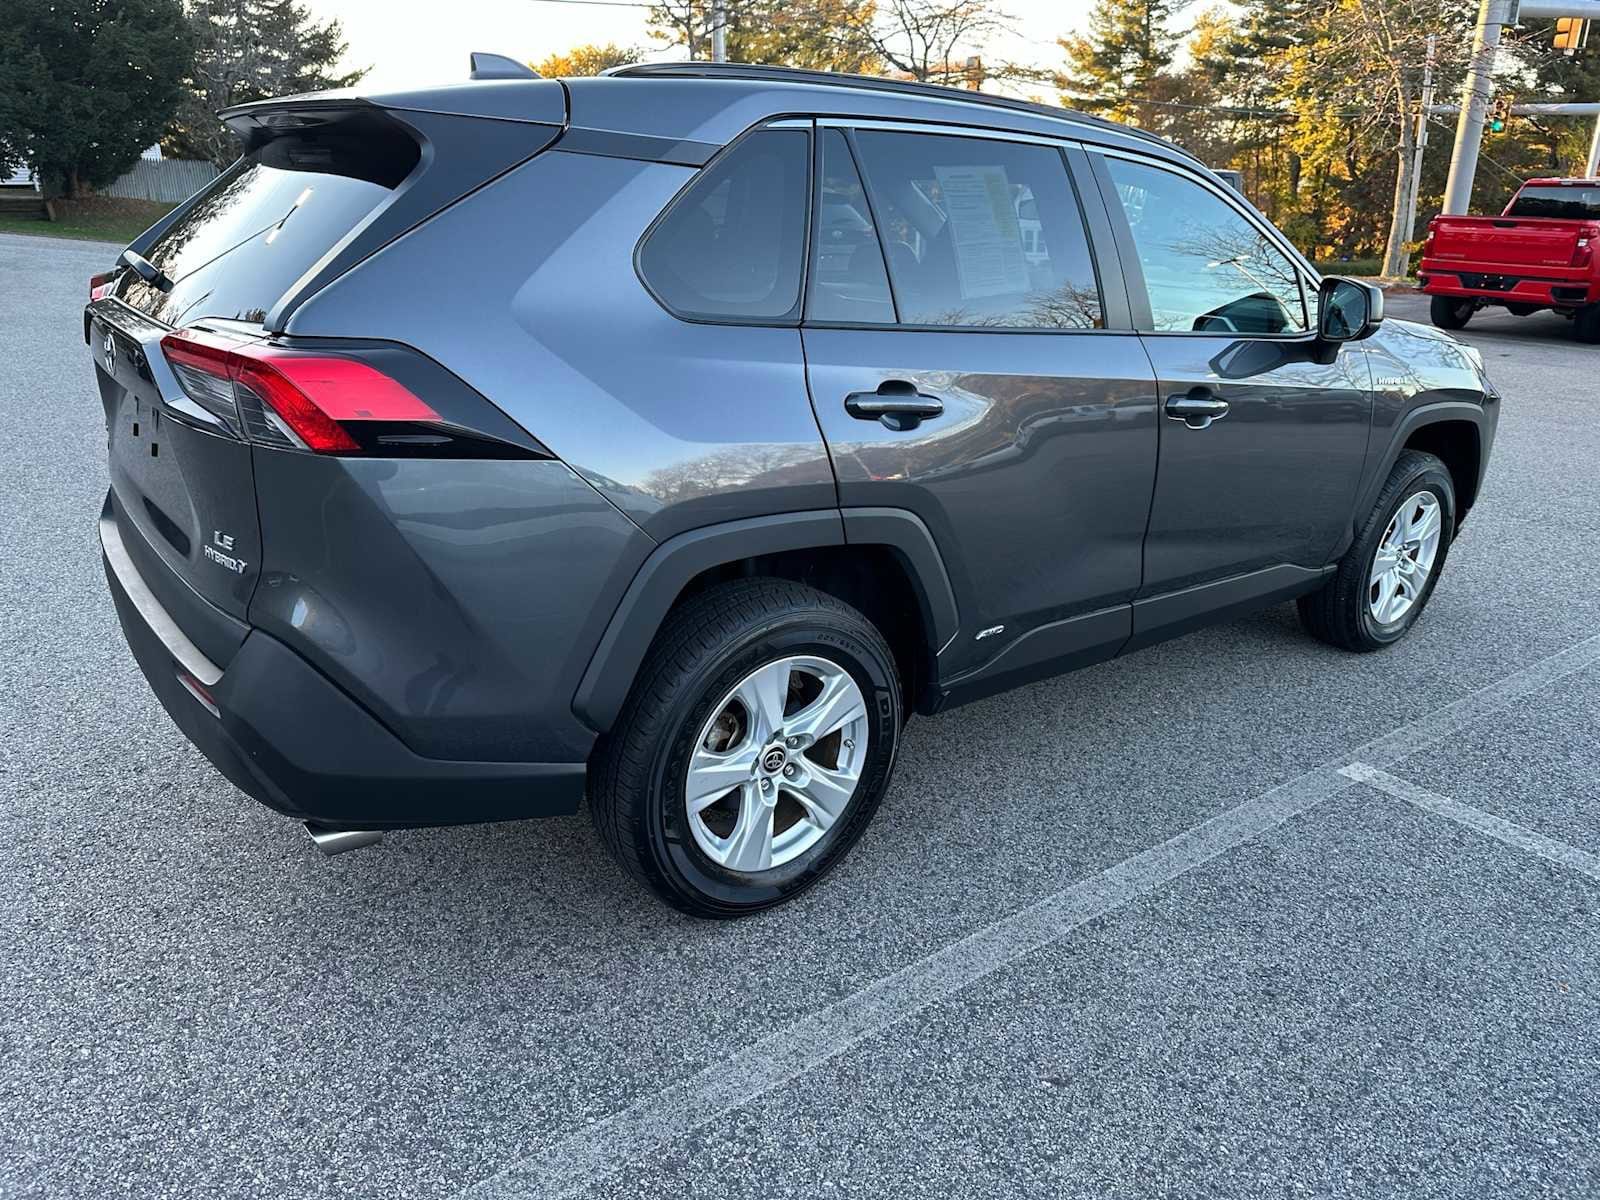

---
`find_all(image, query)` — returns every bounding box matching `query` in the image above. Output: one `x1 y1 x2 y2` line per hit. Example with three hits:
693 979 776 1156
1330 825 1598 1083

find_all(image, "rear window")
117 116 419 326
1506 186 1600 220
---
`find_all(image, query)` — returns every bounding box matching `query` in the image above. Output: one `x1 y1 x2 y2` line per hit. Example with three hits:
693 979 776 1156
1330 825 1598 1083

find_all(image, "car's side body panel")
286 148 837 544
802 328 1159 680
248 450 651 763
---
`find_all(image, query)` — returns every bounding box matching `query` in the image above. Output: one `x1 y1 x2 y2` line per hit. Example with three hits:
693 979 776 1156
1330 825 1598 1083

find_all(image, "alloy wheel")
1369 490 1442 625
684 655 870 872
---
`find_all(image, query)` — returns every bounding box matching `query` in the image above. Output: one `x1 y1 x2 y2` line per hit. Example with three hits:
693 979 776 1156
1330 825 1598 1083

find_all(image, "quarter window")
638 129 810 322
1104 157 1307 335
850 131 1103 330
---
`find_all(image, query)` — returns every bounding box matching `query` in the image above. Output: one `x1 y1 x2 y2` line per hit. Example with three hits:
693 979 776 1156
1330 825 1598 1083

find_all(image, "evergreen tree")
0 0 194 197
165 0 367 167
1058 0 1178 121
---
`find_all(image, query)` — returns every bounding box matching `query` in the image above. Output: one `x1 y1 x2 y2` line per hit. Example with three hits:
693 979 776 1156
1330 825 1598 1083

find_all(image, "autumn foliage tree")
534 43 642 77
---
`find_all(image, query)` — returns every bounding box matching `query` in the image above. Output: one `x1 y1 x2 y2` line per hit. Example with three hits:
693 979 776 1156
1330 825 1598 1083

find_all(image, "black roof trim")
603 62 1193 162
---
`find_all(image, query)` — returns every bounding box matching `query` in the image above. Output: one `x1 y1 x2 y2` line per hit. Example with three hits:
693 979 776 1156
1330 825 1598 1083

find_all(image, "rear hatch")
90 92 563 640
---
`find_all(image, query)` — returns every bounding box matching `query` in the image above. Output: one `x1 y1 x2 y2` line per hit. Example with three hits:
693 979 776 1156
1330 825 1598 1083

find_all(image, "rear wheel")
1575 303 1600 344
1430 295 1474 330
1298 451 1456 652
590 579 901 917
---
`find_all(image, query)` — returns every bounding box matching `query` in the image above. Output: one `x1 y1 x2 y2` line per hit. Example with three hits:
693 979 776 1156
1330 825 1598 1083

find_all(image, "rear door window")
849 130 1103 330
638 128 811 323
117 118 418 327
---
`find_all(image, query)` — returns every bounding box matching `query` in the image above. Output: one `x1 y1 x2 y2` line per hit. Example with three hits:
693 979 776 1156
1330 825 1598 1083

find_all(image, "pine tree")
165 0 368 167
1058 0 1178 122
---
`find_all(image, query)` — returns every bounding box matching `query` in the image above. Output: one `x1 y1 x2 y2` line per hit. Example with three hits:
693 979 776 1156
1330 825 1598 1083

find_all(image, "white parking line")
456 631 1600 1200
1341 762 1600 883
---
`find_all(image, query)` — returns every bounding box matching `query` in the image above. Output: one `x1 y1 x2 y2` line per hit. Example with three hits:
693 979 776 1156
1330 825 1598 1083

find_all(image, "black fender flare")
1351 399 1492 535
572 507 960 732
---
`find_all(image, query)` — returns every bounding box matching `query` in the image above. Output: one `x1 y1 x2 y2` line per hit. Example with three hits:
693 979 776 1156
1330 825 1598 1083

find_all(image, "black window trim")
806 118 1121 337
804 125 901 326
1088 145 1323 342
632 119 816 328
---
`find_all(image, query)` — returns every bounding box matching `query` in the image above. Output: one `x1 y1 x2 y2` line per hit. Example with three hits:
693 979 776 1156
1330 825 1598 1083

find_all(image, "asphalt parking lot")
3 232 1597 1200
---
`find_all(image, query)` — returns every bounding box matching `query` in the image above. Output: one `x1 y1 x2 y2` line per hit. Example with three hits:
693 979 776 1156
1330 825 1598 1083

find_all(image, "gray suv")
89 62 1499 916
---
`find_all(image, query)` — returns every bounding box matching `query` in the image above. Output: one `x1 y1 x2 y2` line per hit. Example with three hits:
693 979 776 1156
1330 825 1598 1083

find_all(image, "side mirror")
1318 277 1383 343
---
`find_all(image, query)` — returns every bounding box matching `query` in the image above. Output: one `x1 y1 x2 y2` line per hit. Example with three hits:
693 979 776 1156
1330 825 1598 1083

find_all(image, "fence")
101 158 219 204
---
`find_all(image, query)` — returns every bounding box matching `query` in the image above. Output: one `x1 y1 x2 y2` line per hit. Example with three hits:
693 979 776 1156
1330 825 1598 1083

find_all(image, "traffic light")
1489 95 1511 133
1553 17 1587 54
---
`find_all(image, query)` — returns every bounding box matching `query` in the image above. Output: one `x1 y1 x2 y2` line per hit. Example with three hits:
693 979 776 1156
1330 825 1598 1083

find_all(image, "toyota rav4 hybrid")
89 61 1499 916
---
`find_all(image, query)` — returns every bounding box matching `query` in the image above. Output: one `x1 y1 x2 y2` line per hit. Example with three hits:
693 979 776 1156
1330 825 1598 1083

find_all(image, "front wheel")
1298 450 1456 652
590 579 901 917
1430 295 1474 330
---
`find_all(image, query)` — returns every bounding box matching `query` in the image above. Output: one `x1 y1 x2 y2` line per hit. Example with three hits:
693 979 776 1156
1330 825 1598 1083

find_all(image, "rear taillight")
90 271 115 300
158 328 547 459
1573 223 1598 268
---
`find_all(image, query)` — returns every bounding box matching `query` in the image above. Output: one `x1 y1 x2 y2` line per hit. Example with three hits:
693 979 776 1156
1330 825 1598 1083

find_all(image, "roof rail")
602 62 1191 161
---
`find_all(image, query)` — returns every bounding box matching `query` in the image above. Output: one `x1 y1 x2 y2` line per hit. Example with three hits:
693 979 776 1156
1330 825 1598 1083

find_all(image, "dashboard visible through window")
1105 157 1308 336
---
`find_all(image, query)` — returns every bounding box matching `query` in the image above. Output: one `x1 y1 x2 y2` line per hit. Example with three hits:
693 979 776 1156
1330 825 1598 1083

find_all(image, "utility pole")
712 0 727 62
1441 0 1512 214
1588 113 1600 174
1403 35 1438 241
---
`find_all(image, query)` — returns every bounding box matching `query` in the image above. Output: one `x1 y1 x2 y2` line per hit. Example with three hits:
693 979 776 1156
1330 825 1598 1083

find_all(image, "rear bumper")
101 512 586 829
1417 265 1598 308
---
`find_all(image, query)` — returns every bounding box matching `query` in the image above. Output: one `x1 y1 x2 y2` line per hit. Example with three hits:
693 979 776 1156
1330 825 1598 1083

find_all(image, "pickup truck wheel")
1297 451 1456 652
1505 302 1542 317
1575 303 1600 344
1430 295 1474 330
590 578 901 918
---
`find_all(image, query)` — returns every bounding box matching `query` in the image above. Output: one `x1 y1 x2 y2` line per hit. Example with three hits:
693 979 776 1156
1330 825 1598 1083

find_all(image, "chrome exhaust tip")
304 824 384 856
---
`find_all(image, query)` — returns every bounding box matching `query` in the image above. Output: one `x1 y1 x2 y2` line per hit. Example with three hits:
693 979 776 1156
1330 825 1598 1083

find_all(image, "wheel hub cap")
684 655 869 873
1369 490 1442 625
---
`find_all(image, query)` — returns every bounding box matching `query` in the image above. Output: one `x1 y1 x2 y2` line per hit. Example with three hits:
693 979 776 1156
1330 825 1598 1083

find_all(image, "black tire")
1430 295 1473 330
1575 303 1600 344
1297 450 1456 652
1505 302 1542 317
590 578 902 918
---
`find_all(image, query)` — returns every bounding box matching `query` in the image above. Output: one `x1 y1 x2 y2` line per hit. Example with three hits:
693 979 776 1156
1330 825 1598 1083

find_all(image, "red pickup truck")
1418 177 1600 341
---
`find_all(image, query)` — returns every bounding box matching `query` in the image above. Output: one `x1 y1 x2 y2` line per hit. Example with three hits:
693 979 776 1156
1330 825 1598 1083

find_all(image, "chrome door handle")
1165 388 1230 430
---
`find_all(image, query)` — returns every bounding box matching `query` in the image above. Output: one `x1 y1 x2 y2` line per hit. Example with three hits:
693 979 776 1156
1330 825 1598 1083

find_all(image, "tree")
534 43 642 77
165 0 367 167
866 0 1009 84
1058 0 1177 121
647 0 882 73
0 0 194 198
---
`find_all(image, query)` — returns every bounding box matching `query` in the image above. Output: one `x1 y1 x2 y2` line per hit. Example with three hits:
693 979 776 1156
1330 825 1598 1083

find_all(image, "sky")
302 0 1106 96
